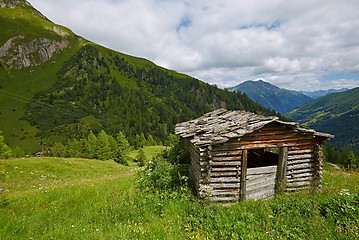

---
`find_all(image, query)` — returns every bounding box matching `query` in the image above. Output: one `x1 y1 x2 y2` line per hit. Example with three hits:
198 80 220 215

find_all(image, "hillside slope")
229 80 312 114
0 1 271 152
300 88 349 99
286 87 359 152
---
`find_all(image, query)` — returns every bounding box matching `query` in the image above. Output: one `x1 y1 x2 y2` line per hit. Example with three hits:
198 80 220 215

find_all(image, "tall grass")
1 158 358 239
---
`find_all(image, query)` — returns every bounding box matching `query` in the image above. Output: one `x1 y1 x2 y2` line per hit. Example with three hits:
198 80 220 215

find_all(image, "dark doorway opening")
247 148 279 168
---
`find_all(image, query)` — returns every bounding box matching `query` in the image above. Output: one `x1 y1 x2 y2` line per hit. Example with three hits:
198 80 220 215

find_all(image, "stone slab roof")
175 109 333 147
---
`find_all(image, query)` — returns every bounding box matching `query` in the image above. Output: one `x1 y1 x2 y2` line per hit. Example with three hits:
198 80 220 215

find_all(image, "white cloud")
27 0 359 90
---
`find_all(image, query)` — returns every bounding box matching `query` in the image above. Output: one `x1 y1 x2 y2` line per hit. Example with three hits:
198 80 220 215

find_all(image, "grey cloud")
27 0 359 90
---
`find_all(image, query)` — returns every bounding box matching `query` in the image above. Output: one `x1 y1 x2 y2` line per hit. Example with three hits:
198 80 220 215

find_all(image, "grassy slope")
127 145 168 160
286 87 359 151
1 157 358 239
0 5 83 152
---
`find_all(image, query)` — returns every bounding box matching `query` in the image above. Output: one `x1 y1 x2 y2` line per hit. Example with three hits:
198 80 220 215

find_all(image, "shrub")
0 132 12 159
138 146 188 193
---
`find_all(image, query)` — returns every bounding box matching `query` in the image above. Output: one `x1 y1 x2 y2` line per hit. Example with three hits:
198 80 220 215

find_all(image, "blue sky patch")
176 15 192 32
323 72 359 81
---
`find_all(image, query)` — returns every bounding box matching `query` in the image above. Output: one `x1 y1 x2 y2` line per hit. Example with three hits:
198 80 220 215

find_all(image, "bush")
138 146 188 193
0 132 12 159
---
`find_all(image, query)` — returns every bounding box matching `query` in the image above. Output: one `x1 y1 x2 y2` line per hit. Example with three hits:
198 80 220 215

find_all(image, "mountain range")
286 87 359 153
0 0 271 152
299 88 349 99
229 80 312 114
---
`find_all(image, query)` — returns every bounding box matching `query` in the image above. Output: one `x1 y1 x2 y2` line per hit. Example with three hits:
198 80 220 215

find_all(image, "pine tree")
85 131 98 159
96 130 112 160
116 131 130 152
136 148 147 167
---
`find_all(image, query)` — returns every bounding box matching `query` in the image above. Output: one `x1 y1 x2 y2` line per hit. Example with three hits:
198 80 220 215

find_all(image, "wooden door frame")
240 146 288 201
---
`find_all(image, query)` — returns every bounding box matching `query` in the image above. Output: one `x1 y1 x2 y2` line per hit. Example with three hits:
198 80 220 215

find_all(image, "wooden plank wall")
185 140 208 194
246 165 277 200
285 143 320 192
186 122 324 202
207 144 242 202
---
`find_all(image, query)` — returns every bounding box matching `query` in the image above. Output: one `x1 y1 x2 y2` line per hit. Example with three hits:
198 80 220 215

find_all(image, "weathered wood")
285 186 311 192
176 109 331 202
247 188 275 200
247 177 276 192
210 177 241 183
210 172 238 178
312 144 323 190
247 182 276 196
286 167 315 175
287 162 314 170
287 172 314 179
288 149 314 155
240 149 247 201
287 176 313 183
209 161 242 166
210 149 243 157
211 155 242 161
211 189 239 196
247 172 275 182
287 154 313 160
247 165 277 175
211 183 241 189
286 181 311 187
287 158 312 165
276 147 288 193
238 135 316 146
210 166 241 172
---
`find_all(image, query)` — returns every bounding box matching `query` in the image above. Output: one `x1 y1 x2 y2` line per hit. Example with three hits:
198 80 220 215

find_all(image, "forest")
24 45 272 147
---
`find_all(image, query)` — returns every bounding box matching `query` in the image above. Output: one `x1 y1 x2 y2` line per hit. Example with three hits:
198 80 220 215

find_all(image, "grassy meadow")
0 157 358 239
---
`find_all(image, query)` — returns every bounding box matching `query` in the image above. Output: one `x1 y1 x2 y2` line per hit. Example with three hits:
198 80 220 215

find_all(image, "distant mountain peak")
300 88 349 99
229 80 312 114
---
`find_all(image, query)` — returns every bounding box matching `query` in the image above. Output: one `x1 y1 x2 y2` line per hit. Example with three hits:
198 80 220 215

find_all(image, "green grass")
127 145 169 160
0 158 358 239
0 4 83 152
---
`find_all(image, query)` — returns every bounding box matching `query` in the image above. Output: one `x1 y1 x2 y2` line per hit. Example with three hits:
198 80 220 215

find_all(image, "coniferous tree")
85 131 98 159
116 131 130 152
96 130 112 160
136 148 147 167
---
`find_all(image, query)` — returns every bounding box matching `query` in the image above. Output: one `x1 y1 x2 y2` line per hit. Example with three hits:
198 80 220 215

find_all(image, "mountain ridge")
229 80 312 114
300 88 349 99
286 87 359 153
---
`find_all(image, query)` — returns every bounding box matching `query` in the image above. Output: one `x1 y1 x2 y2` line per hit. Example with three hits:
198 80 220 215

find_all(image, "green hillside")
0 1 271 153
229 80 313 114
286 87 359 153
0 0 84 152
1 157 358 239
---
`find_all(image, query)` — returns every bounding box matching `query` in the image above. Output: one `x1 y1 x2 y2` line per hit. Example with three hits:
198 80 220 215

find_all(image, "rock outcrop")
0 35 69 69
0 0 28 8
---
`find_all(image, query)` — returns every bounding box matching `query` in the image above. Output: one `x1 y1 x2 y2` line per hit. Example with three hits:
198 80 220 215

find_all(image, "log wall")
187 122 325 202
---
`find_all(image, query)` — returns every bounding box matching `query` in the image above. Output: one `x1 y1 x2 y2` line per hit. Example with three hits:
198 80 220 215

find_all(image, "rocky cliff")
0 35 69 69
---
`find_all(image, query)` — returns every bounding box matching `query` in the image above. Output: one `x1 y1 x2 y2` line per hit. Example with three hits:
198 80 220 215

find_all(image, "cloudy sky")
27 0 359 91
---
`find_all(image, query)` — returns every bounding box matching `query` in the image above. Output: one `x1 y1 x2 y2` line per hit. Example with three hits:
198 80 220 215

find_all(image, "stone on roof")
175 109 333 146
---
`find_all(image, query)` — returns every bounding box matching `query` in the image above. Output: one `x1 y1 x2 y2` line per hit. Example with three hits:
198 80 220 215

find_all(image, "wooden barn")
175 109 333 202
